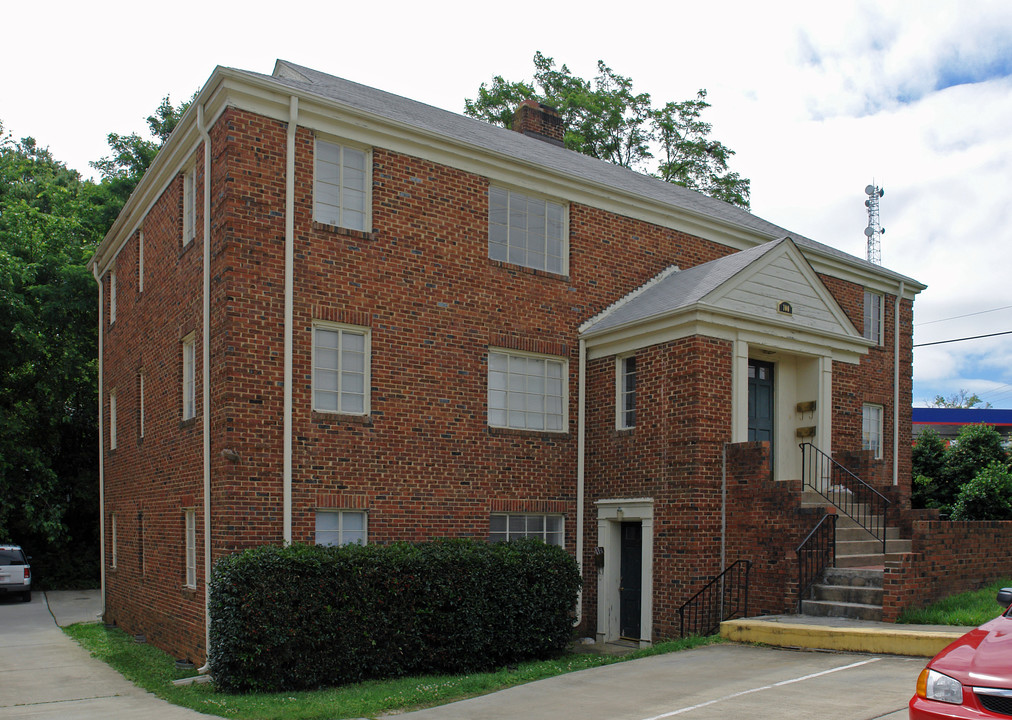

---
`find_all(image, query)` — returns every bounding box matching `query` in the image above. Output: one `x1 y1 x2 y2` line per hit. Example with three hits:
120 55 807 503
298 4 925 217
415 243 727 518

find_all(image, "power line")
916 304 1012 326
913 329 1012 347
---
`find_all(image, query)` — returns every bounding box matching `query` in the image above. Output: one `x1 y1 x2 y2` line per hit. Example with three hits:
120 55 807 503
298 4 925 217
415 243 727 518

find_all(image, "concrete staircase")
801 567 884 621
799 491 912 621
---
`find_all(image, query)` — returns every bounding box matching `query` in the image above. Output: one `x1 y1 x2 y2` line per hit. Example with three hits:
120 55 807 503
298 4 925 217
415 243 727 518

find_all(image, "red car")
910 588 1012 718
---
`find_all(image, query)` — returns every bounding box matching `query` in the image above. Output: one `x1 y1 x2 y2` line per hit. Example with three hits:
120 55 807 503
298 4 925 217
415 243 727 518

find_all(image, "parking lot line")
640 657 883 719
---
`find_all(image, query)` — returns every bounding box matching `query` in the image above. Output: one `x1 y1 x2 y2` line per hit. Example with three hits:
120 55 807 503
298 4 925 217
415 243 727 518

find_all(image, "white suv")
0 545 31 602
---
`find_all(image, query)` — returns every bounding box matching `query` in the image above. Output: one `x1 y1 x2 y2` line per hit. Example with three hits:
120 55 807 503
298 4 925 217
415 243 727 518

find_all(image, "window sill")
489 258 570 282
312 221 377 241
311 411 373 427
181 585 197 597
180 417 197 429
487 426 569 439
615 427 635 437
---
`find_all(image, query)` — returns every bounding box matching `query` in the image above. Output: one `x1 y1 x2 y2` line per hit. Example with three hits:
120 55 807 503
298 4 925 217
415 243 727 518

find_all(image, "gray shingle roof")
228 60 918 287
582 239 787 335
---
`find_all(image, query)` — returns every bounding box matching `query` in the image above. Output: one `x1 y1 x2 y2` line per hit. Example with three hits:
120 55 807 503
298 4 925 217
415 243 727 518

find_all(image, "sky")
5 0 1012 407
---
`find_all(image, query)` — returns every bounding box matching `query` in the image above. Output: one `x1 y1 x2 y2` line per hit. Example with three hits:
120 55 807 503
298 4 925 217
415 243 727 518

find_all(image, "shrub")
950 462 1012 521
207 539 581 693
940 424 1008 509
911 429 946 509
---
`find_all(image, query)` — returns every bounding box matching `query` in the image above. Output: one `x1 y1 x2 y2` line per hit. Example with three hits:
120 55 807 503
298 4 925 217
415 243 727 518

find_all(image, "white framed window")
863 290 883 345
109 388 117 450
138 231 144 293
184 508 196 588
182 333 196 421
110 513 118 569
312 322 370 415
138 370 145 438
314 139 369 231
863 404 884 460
183 164 196 246
488 186 566 274
490 514 564 547
617 355 637 429
315 510 367 546
488 349 567 431
109 268 117 324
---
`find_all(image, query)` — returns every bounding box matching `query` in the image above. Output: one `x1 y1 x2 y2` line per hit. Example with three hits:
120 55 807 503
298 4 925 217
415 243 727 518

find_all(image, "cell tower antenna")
864 183 885 265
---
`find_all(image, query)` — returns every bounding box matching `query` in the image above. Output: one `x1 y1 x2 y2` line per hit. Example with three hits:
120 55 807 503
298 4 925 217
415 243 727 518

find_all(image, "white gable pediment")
582 238 870 362
706 238 860 339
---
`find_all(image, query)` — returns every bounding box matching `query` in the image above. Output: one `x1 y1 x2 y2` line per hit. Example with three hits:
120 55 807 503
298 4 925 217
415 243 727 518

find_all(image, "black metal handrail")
796 513 837 612
799 442 889 553
678 559 751 637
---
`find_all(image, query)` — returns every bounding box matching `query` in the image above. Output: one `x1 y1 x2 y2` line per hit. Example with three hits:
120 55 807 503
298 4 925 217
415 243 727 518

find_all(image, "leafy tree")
89 94 193 228
911 428 947 509
950 462 1012 521
932 389 992 408
937 423 1008 511
465 52 751 209
0 124 101 564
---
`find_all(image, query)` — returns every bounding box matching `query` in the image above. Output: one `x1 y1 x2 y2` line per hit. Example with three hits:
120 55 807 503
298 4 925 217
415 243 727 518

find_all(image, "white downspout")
283 96 298 545
893 281 905 486
198 105 212 670
576 338 586 626
95 269 106 619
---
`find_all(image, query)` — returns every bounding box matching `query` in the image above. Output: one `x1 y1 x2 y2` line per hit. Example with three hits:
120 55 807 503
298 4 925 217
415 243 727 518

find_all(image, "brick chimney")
512 100 565 147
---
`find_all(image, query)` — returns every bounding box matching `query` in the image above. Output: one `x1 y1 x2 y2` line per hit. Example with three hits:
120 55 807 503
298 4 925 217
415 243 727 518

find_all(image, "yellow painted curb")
720 618 965 657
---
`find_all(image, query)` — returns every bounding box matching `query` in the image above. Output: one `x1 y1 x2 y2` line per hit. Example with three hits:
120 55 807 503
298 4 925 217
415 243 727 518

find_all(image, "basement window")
315 510 367 546
490 514 564 547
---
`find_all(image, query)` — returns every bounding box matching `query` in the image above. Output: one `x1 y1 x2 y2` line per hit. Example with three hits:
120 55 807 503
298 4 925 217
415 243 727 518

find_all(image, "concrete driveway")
1 590 927 720
392 644 923 720
0 591 203 719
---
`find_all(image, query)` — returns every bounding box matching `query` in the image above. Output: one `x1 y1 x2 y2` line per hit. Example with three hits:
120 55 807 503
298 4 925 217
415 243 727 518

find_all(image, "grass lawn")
897 577 1012 627
64 624 719 719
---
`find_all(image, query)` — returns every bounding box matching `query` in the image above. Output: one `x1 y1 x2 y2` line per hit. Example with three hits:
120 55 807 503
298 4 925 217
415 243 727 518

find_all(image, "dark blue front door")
619 521 642 639
748 360 774 463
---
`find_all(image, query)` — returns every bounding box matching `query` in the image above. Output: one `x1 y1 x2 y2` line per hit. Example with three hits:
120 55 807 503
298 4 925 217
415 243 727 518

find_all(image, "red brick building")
88 61 924 664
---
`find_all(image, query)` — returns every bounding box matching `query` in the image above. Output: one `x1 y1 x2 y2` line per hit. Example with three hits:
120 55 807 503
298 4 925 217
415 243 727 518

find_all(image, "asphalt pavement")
0 590 204 719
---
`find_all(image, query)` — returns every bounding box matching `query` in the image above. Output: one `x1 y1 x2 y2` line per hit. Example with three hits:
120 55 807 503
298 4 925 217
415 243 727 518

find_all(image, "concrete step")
837 538 912 556
833 515 887 531
835 552 908 568
801 599 883 622
822 567 883 588
812 583 883 605
836 526 903 541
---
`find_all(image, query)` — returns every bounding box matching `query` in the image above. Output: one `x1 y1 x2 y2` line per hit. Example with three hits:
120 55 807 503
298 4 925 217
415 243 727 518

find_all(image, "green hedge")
207 539 582 692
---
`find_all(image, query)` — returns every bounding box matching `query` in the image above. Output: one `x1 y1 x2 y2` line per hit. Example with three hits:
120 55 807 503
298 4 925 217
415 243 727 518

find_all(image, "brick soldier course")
90 60 925 665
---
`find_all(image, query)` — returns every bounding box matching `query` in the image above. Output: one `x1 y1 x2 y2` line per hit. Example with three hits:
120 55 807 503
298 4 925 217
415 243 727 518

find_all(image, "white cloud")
5 0 1012 406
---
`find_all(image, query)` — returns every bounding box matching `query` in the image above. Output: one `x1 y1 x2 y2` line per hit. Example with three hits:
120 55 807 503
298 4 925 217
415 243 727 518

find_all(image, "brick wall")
883 519 1012 621
100 102 917 661
102 142 208 662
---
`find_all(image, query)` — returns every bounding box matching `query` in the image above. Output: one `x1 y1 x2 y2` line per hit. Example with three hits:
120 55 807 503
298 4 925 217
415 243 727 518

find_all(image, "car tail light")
24 568 30 580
